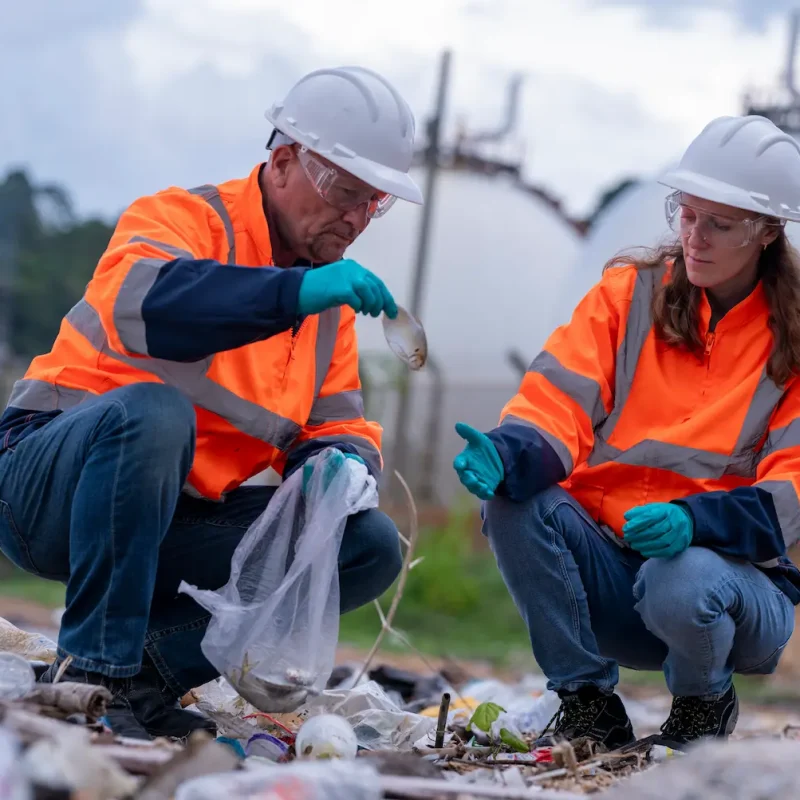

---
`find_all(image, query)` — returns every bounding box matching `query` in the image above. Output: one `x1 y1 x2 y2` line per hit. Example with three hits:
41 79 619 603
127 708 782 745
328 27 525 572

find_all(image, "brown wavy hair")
603 229 800 386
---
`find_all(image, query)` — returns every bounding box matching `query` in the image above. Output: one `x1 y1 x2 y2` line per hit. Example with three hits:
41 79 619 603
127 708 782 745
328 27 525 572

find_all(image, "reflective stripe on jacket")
487 264 800 601
1 163 382 499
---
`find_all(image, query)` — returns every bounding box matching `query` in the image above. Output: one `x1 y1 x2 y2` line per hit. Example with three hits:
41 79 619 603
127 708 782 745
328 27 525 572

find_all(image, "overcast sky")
2 0 797 221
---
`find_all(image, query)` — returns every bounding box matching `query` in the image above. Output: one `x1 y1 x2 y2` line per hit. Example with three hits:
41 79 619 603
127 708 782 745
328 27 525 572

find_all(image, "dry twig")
353 469 420 686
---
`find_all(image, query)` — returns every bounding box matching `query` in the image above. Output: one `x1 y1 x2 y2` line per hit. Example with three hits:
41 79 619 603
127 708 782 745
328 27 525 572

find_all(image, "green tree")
0 169 115 359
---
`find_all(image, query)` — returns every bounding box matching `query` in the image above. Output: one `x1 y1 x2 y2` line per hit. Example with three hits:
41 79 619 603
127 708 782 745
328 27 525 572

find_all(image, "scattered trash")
0 655 35 702
175 758 382 800
0 726 31 800
21 726 138 799
0 618 57 664
467 701 528 752
4 476 800 797
295 713 358 759
24 681 112 721
244 732 291 762
366 664 448 710
180 448 378 712
605 737 800 799
134 731 241 800
300 680 436 751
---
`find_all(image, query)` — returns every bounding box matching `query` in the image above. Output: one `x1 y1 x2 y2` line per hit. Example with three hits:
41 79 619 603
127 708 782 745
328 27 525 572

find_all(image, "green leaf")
499 727 529 753
469 701 505 732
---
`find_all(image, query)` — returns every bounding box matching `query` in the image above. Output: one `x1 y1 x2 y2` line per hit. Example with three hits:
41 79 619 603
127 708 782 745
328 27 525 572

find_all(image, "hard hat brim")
324 151 424 205
658 168 800 222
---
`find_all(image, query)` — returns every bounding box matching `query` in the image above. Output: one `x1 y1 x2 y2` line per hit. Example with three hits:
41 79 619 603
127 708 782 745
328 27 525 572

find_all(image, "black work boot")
656 684 738 749
39 660 152 741
128 654 217 740
535 686 635 751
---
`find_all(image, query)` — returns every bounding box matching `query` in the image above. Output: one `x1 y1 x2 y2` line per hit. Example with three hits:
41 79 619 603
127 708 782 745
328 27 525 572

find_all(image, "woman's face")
674 193 780 290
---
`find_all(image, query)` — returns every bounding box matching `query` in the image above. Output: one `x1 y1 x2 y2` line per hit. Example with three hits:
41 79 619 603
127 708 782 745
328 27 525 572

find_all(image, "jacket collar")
697 280 768 336
237 163 274 265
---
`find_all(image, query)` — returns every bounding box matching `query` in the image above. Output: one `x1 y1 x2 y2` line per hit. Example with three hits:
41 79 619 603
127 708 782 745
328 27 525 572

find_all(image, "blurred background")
5 0 800 692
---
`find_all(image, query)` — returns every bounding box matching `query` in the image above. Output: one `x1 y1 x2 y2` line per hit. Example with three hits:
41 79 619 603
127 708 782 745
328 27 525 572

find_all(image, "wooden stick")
378 775 586 799
528 758 605 783
434 692 451 749
414 745 493 758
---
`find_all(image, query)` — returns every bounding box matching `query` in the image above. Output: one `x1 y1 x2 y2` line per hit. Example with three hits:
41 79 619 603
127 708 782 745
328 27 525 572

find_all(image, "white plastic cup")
295 714 358 760
0 653 35 701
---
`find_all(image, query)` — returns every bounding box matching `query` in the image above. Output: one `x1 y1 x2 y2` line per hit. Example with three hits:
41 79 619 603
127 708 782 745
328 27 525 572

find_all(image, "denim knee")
483 486 592 550
634 547 729 634
93 383 196 456
346 508 402 595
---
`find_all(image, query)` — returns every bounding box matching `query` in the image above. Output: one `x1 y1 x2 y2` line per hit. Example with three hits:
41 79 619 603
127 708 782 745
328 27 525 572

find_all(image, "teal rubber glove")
302 449 366 496
452 422 505 500
297 258 398 318
622 502 693 558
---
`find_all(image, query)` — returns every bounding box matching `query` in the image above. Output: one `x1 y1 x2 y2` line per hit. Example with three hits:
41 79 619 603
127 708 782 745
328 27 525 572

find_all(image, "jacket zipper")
286 317 307 371
704 331 715 358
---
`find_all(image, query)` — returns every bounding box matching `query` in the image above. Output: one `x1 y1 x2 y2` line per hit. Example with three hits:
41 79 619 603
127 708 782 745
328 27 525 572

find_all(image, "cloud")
588 0 798 31
0 0 792 221
1 0 141 40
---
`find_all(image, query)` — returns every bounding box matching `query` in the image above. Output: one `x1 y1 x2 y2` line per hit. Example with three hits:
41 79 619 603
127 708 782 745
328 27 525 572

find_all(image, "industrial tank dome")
347 167 583 383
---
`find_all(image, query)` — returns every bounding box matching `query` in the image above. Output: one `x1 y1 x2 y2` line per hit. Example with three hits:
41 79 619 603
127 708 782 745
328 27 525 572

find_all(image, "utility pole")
390 48 451 503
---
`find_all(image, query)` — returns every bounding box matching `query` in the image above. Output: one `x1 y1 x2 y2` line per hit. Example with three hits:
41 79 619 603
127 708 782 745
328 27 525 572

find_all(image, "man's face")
269 146 377 264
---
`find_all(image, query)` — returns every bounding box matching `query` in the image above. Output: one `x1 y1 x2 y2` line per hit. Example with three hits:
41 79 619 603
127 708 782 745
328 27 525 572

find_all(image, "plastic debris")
0 655 35 702
134 731 241 800
0 618 57 664
295 714 358 759
299 681 436 751
175 757 382 800
0 727 31 800
244 732 290 761
467 701 528 752
21 726 138 799
605 737 800 799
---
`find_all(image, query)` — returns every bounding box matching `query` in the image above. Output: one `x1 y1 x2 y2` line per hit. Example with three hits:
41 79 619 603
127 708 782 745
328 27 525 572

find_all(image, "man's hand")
452 422 504 500
302 448 366 496
297 258 398 318
622 502 693 558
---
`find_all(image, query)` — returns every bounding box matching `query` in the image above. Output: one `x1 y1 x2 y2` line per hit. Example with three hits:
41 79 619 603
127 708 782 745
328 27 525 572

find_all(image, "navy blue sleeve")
141 258 308 361
674 486 786 563
486 422 567 502
282 439 376 479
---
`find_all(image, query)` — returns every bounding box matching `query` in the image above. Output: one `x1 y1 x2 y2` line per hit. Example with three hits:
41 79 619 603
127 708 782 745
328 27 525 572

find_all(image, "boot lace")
541 694 603 740
660 696 716 741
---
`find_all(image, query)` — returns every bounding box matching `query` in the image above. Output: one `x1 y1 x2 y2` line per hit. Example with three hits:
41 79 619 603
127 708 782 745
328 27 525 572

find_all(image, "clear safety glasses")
296 146 397 219
664 191 780 249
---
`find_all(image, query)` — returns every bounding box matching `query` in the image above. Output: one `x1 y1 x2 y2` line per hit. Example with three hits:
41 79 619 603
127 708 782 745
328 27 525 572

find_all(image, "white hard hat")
658 115 800 222
265 66 424 205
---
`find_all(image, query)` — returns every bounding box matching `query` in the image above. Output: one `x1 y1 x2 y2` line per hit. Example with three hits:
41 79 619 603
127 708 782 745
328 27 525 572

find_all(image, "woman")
452 114 800 751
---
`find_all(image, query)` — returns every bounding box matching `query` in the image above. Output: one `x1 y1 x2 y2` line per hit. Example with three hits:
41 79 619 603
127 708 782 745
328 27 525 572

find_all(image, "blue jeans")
0 384 402 696
483 486 794 698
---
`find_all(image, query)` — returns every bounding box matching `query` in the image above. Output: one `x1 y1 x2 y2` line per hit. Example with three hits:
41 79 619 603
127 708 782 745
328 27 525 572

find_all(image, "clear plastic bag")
179 448 378 712
300 682 436 752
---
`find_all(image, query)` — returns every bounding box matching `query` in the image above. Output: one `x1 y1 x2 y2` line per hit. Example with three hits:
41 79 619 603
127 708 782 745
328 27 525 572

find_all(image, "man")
0 65 423 740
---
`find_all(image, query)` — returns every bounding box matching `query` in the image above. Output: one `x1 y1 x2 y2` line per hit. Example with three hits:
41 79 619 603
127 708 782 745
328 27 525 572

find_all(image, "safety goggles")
664 191 780 249
296 146 397 219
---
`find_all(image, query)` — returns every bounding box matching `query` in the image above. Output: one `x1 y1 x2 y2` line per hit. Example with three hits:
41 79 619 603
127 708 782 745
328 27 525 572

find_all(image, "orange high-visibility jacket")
485 263 800 601
0 164 382 500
